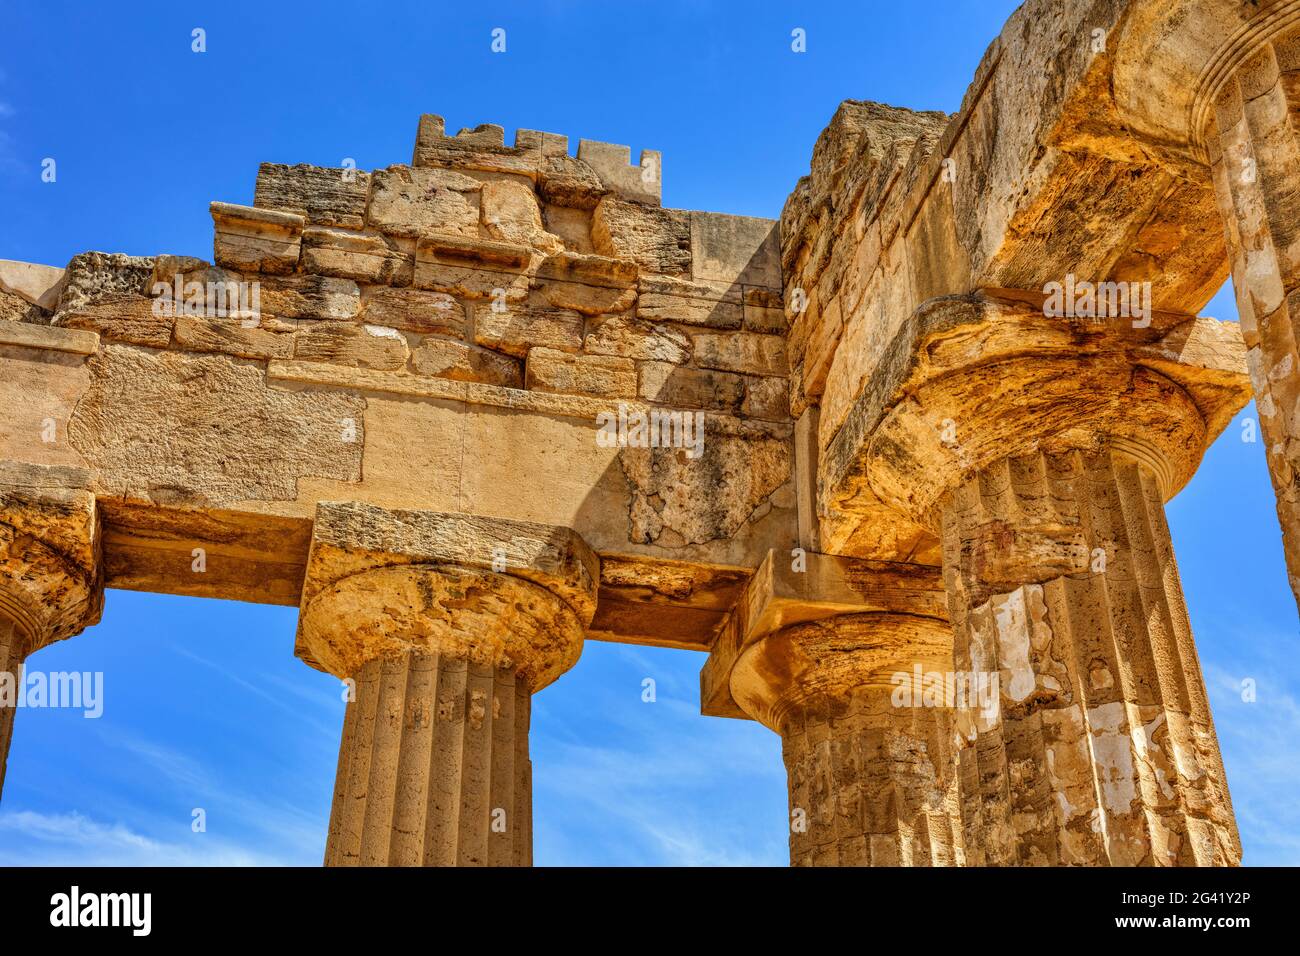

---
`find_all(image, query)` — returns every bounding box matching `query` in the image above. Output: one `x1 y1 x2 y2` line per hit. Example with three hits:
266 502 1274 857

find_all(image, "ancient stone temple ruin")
3 0 1299 866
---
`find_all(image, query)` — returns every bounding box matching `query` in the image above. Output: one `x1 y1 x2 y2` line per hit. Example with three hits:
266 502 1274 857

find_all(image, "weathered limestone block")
0 259 66 312
541 204 595 253
535 249 639 289
637 362 745 411
636 291 744 330
575 140 662 206
691 211 782 290
53 296 173 348
740 375 790 421
210 202 303 275
0 462 103 801
412 114 554 180
480 179 564 253
538 153 607 209
591 198 690 276
534 252 638 317
780 101 945 298
259 275 360 321
1207 24 1300 609
415 264 531 302
301 227 412 286
525 347 636 399
67 344 363 506
174 314 298 360
411 116 661 207
296 503 597 866
411 338 522 387
413 235 532 302
620 417 792 546
541 281 637 316
52 252 154 321
0 290 47 324
583 314 691 364
294 322 410 371
361 287 467 336
368 165 482 239
254 163 371 230
691 331 788 376
742 294 786 334
472 300 583 357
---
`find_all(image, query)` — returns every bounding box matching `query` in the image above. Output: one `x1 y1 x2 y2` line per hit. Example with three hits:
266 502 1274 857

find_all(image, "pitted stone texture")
942 449 1240 866
729 611 962 866
619 417 792 546
367 166 482 239
51 252 154 324
781 688 964 867
254 163 371 230
324 649 533 866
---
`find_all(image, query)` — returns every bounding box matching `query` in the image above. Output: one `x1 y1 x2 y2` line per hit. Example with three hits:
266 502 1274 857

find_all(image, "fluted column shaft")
0 618 26 799
325 649 532 866
1209 27 1300 606
729 603 963 867
782 686 963 866
940 448 1238 866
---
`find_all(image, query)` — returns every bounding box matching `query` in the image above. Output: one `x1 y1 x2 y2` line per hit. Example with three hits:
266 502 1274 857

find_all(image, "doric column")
1206 24 1300 607
0 617 24 797
296 502 597 867
821 293 1253 865
939 448 1238 866
0 462 103 801
704 550 963 866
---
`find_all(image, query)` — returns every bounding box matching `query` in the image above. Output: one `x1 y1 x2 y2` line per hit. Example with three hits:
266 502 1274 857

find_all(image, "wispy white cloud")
0 810 308 866
1199 629 1300 866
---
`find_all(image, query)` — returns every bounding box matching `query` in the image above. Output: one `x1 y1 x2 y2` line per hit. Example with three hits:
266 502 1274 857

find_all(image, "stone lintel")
700 548 946 718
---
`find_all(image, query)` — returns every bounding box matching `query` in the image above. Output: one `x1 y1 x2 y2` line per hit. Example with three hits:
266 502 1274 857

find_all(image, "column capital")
0 461 103 655
296 502 598 690
819 293 1251 534
701 548 950 722
731 611 953 735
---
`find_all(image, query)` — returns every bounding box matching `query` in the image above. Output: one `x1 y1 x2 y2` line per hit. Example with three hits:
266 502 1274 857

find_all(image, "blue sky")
1 1 1297 866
